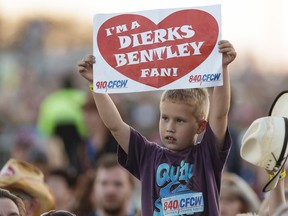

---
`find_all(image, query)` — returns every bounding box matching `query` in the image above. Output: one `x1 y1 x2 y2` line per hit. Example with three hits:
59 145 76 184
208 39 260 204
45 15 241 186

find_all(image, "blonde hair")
160 88 209 120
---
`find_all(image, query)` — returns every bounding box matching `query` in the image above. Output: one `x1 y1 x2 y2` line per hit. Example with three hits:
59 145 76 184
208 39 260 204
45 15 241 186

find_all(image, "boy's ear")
196 120 207 134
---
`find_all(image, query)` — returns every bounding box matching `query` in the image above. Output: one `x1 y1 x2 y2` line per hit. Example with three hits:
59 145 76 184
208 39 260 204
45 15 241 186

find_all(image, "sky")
1 0 288 71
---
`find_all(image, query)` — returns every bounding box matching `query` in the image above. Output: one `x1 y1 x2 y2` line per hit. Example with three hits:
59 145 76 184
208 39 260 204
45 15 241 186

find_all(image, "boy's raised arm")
78 55 130 153
209 40 236 151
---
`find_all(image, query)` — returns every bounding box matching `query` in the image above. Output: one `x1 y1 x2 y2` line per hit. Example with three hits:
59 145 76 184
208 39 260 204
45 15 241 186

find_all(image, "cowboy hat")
240 116 288 192
240 90 288 192
0 158 55 215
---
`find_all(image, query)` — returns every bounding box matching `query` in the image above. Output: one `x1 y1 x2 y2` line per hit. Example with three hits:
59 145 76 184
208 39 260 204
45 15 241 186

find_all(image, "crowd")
1 18 288 216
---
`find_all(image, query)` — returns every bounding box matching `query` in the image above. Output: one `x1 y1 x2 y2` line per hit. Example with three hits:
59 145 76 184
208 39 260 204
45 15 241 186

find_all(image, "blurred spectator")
40 210 76 216
225 125 242 174
124 92 160 140
220 172 260 216
0 158 55 216
76 153 140 216
46 168 78 211
27 147 50 177
7 126 50 177
37 73 87 174
79 92 117 171
0 188 26 216
73 171 95 216
10 127 39 162
10 128 35 161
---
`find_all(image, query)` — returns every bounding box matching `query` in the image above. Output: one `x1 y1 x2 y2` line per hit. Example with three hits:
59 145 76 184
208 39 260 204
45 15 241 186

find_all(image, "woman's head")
0 188 26 216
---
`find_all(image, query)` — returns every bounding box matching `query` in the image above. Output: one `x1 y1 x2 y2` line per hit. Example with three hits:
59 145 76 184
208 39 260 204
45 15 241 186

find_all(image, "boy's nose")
166 122 175 132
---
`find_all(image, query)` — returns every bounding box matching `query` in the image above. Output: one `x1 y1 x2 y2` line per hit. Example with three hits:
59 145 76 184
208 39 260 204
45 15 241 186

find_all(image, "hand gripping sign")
93 4 222 93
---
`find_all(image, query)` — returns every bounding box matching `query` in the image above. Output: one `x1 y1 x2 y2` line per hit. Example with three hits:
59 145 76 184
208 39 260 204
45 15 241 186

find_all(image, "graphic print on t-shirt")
154 160 204 215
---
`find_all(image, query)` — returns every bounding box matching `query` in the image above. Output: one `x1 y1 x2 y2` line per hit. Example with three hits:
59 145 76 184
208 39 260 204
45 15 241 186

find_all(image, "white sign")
93 5 222 93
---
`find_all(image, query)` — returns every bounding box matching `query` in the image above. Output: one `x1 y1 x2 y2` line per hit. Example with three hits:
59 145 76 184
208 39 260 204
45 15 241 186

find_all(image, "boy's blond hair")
160 88 210 121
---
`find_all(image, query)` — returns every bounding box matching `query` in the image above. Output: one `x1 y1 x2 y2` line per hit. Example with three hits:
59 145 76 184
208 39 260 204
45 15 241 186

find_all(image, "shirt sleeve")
118 127 151 179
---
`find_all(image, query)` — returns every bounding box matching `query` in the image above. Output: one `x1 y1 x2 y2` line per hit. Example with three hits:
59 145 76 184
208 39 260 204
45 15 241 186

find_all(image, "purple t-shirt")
118 123 231 216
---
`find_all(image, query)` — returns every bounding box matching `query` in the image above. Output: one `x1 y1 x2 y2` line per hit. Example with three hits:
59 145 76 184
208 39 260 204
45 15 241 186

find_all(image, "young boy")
78 40 236 215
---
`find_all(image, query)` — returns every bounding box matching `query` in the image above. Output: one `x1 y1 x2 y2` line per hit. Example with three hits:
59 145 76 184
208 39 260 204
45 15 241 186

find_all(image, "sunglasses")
40 210 76 216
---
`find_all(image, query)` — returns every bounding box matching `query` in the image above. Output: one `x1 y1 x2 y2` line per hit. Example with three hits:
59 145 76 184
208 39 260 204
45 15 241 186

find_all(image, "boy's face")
159 100 200 152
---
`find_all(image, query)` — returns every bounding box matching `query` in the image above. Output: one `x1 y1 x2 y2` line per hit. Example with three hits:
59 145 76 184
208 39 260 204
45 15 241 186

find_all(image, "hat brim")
0 178 55 215
269 90 288 118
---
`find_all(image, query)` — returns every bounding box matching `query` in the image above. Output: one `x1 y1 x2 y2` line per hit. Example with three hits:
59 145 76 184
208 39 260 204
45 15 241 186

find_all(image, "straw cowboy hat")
240 90 288 192
0 158 55 215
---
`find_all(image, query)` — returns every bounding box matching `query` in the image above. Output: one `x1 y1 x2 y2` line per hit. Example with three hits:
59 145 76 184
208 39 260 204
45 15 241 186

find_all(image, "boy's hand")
77 54 95 83
218 40 236 67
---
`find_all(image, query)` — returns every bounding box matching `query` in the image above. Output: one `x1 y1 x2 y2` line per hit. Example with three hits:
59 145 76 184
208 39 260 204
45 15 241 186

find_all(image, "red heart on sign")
97 9 219 88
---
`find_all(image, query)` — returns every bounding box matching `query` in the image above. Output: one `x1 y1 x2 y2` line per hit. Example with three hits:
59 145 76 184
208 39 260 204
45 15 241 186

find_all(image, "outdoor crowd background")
0 8 288 212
